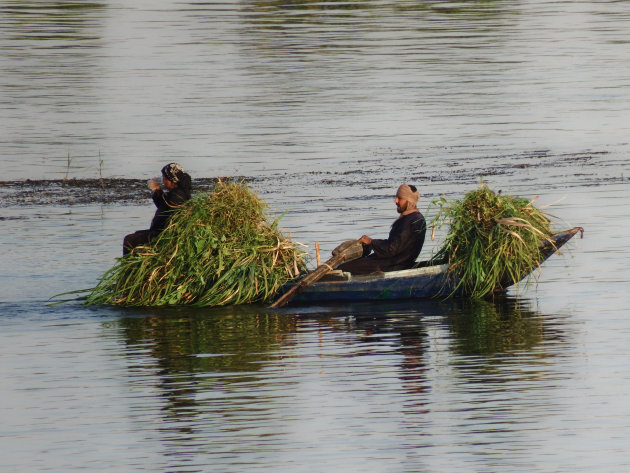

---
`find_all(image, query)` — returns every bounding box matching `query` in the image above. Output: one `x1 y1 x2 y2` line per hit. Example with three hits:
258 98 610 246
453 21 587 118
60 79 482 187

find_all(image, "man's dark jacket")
338 211 426 275
149 187 190 233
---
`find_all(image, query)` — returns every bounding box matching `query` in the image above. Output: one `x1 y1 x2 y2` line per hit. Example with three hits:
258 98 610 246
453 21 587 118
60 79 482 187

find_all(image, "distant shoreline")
0 177 250 207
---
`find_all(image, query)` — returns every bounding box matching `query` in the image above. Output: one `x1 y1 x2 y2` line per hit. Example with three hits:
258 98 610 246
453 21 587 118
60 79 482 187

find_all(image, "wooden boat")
287 227 583 304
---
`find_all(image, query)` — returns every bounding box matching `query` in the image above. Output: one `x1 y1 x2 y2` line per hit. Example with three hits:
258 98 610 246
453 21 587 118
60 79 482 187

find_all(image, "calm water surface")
1 1 630 472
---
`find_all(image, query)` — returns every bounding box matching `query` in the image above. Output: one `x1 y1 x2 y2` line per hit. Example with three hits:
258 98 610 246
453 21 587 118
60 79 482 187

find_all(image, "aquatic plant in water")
430 183 553 298
84 180 307 306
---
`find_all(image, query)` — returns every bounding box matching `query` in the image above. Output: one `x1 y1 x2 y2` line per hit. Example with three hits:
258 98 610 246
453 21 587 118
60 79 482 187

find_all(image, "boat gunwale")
317 263 449 286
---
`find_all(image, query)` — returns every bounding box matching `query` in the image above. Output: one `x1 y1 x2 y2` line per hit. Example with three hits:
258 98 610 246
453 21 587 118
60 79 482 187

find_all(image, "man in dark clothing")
337 184 426 275
123 163 192 255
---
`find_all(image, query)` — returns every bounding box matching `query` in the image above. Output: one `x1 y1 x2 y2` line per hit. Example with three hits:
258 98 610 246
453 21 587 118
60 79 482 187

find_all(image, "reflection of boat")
289 227 583 304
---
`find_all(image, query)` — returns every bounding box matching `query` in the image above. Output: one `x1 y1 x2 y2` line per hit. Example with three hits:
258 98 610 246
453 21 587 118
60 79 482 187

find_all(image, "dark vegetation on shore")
0 177 249 207
0 150 620 209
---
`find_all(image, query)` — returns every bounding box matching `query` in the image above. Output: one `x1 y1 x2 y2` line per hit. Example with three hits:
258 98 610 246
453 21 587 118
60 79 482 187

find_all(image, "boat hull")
289 227 582 304
292 264 454 303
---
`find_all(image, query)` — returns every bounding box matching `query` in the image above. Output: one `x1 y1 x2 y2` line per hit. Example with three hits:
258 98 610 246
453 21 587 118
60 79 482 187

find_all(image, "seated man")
123 163 192 256
337 184 426 275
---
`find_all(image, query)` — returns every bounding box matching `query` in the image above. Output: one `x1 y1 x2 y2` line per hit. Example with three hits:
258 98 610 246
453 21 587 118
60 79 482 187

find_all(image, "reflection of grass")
104 305 301 419
113 306 298 374
7 2 107 12
447 297 544 356
53 3 107 11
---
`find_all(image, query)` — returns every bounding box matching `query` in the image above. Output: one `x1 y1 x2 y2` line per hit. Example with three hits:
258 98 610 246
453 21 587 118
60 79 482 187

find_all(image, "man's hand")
359 235 372 246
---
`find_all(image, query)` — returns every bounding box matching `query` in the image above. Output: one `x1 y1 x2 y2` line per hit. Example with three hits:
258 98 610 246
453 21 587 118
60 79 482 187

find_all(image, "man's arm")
370 215 424 258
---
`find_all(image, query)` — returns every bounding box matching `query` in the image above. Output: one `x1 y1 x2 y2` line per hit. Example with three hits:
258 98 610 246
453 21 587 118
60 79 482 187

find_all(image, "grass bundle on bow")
85 180 307 307
430 183 553 298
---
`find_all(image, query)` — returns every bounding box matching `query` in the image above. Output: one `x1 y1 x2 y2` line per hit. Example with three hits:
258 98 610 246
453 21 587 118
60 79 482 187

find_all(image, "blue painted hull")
292 264 455 303
290 227 582 304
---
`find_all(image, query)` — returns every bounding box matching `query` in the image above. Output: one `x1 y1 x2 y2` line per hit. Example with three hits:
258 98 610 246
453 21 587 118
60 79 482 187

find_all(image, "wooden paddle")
270 239 364 308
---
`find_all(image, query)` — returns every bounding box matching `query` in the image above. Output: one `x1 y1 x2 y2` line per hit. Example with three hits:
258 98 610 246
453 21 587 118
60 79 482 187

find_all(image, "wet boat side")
290 227 583 304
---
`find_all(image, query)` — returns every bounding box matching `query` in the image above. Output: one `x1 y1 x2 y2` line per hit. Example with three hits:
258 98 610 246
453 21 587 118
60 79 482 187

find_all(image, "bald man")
337 184 426 275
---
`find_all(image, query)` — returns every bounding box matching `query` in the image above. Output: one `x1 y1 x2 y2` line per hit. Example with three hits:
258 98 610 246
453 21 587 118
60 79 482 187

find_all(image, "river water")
1 1 630 472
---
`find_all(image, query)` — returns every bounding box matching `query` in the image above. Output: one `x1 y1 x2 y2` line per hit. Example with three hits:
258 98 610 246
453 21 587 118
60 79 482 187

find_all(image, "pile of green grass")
84 180 307 307
430 183 553 298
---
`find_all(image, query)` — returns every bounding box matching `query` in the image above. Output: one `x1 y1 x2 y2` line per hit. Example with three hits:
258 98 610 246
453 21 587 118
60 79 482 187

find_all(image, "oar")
270 239 364 308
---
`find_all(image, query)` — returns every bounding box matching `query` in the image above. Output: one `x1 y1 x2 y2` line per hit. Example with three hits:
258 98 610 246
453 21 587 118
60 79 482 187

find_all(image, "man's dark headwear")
161 163 185 184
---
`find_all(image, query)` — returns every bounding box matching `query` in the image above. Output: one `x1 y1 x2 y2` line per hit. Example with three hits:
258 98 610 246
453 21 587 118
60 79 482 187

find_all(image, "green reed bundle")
430 183 553 298
85 180 307 307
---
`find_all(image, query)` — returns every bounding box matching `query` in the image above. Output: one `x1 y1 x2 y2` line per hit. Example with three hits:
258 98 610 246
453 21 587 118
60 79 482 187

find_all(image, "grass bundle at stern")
430 183 555 298
85 180 307 307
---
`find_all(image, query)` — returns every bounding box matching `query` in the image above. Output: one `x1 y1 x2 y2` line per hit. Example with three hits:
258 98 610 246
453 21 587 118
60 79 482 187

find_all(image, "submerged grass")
84 180 307 307
430 183 553 298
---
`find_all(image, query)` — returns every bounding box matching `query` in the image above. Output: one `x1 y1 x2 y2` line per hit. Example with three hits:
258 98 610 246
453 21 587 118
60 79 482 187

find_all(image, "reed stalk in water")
430 183 553 298
84 180 307 306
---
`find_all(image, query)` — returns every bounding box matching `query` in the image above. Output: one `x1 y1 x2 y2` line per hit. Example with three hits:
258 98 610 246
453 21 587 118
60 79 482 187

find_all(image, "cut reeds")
430 183 553 298
84 180 307 307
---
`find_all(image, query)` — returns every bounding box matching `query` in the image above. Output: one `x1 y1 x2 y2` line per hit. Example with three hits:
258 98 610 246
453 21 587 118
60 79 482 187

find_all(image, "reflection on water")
2 0 630 180
446 297 547 356
2 256 628 473
1 1 107 179
111 297 558 386
114 305 298 374
93 297 574 472
105 305 298 443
